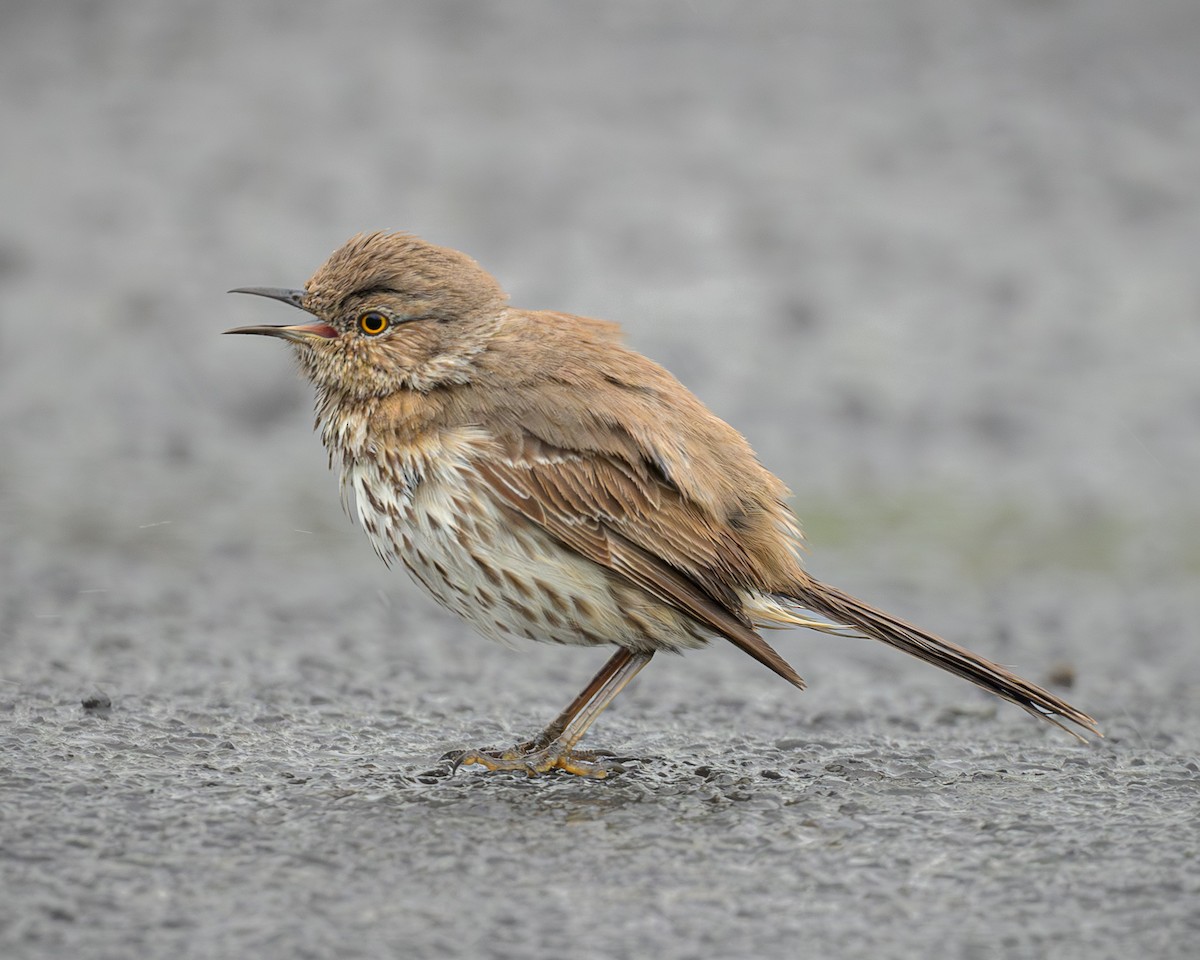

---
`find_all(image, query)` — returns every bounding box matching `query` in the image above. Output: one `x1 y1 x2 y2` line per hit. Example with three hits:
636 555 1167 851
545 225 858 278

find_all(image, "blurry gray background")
2 2 1198 958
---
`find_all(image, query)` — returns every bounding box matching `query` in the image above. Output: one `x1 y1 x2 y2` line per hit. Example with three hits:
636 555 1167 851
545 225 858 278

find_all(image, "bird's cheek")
370 337 425 371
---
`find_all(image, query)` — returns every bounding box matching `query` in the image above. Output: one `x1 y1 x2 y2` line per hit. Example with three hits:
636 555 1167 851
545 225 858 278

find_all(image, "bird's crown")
303 231 508 329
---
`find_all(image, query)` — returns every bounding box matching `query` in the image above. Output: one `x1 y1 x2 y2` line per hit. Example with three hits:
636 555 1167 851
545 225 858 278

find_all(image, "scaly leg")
455 647 654 778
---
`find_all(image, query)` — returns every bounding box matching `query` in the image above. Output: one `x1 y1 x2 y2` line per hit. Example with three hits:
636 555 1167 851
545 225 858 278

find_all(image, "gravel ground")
2 2 1199 958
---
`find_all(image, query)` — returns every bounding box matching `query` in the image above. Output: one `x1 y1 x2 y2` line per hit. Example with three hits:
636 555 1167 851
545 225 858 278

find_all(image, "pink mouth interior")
299 323 339 339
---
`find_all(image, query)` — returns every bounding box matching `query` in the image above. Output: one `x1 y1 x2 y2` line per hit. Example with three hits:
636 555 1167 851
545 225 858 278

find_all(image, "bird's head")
226 232 508 397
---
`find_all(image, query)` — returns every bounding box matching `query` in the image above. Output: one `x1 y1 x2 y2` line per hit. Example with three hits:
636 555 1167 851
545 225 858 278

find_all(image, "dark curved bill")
227 287 310 310
225 287 337 339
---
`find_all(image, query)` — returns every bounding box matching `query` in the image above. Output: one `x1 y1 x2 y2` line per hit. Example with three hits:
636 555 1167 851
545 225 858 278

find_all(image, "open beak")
224 287 339 341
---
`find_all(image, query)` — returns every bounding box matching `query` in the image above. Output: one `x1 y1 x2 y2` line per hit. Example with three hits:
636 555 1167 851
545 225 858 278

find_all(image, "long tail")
787 576 1101 741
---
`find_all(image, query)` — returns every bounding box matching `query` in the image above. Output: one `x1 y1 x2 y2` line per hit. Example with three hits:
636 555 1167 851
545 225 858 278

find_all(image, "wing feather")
472 442 807 689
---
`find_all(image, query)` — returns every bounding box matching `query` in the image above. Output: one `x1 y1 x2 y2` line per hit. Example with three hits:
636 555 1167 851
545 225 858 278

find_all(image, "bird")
225 231 1099 777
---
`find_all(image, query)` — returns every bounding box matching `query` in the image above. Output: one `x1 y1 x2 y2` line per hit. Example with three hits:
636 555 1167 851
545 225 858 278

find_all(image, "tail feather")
788 577 1100 741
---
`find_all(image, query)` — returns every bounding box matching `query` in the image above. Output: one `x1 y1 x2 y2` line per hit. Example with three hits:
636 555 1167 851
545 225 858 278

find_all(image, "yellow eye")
358 311 389 335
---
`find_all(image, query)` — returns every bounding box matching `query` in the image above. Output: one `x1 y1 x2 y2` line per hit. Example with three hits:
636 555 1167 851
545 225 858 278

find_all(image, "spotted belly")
344 458 713 653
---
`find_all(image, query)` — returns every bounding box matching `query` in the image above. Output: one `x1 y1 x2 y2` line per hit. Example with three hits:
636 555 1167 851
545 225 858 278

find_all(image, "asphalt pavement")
2 3 1198 958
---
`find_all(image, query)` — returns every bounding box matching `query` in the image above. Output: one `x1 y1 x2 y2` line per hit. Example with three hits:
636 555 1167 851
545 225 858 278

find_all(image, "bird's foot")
448 742 621 778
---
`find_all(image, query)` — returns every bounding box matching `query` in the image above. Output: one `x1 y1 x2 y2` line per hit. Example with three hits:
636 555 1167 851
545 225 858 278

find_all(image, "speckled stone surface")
2 2 1198 958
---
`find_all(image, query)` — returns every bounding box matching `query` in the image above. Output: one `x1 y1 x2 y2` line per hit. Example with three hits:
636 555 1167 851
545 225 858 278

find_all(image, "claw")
453 744 620 778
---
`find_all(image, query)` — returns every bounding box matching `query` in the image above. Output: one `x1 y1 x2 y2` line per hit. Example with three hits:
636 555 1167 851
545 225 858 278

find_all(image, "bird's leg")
455 648 653 778
526 647 641 749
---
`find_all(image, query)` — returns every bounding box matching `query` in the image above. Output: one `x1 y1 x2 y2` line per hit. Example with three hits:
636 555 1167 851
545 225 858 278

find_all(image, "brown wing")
472 434 807 689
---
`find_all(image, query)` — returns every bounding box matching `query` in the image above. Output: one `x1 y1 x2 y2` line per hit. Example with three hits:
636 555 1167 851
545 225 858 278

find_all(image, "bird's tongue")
294 322 339 339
